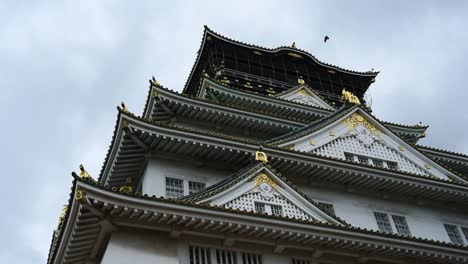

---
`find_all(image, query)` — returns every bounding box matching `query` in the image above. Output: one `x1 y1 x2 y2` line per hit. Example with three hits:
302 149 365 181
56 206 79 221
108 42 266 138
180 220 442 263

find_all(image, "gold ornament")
254 173 278 190
119 178 134 194
255 151 268 163
342 113 381 137
340 89 361 105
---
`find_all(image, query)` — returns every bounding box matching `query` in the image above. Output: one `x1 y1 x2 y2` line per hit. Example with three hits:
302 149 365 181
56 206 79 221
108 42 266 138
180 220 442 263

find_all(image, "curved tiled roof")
48 175 468 264
183 26 378 94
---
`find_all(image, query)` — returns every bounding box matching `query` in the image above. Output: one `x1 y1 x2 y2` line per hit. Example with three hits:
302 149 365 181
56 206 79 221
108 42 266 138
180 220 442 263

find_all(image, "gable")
277 109 465 182
194 165 343 225
276 86 334 110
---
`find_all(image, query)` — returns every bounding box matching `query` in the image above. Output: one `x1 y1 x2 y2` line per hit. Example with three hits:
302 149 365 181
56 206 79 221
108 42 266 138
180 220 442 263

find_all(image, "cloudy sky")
1 1 467 263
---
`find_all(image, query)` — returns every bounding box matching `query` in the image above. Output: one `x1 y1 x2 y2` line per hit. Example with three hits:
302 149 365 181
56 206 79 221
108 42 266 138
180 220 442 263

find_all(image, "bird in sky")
324 35 330 42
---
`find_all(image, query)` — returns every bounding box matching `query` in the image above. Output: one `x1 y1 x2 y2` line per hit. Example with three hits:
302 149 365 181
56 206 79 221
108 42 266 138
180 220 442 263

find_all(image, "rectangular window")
216 249 237 264
271 204 283 217
189 181 206 195
444 224 464 244
165 177 184 198
254 202 266 214
318 202 336 216
189 246 212 264
461 227 468 243
386 161 398 171
372 159 383 168
374 212 393 233
344 153 354 162
392 215 411 236
292 258 312 264
357 155 369 165
241 252 262 264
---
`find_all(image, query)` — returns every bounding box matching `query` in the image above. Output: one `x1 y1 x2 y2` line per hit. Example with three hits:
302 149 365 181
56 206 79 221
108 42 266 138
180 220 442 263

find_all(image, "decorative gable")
185 163 344 225
274 108 467 183
276 86 334 110
224 173 313 221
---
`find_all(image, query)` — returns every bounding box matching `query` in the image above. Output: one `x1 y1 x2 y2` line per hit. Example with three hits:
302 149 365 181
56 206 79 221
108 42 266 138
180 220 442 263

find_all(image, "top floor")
183 26 378 106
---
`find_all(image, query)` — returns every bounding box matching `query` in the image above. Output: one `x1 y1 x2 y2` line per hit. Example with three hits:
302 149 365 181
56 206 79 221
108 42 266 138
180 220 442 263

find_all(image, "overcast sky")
1 1 467 263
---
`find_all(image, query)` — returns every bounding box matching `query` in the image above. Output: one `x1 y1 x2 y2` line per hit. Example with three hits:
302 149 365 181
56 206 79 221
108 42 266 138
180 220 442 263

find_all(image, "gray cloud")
1 1 467 262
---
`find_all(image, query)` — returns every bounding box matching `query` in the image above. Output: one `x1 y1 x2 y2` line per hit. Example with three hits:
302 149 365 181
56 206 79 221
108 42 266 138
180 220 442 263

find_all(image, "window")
241 252 262 264
344 153 354 162
190 246 261 264
165 177 184 198
374 212 411 236
189 246 212 264
271 204 283 217
357 155 369 165
462 227 468 243
292 258 312 264
444 224 465 244
386 161 398 171
392 215 411 236
254 202 266 214
318 202 336 216
216 249 237 264
343 152 399 171
374 212 393 233
189 181 206 195
372 159 383 168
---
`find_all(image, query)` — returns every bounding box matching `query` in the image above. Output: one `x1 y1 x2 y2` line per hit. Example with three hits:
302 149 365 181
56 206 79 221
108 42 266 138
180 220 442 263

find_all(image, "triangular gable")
183 162 344 225
271 107 467 183
275 86 335 110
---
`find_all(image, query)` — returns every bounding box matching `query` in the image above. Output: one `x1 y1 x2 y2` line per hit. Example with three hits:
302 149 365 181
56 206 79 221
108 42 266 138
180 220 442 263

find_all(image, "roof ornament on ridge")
120 102 129 113
340 88 361 105
79 164 93 180
255 147 269 163
149 76 160 87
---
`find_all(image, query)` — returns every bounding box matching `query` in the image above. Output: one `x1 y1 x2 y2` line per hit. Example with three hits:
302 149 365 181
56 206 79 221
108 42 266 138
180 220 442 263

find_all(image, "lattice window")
318 202 336 216
462 227 468 243
241 252 262 264
189 246 212 264
357 155 369 165
445 224 464 244
344 152 354 162
292 258 312 264
166 177 184 198
392 215 411 236
374 212 393 233
254 202 266 214
372 159 383 168
271 204 283 217
189 181 206 195
216 249 238 264
386 161 398 171
313 136 428 176
224 192 312 220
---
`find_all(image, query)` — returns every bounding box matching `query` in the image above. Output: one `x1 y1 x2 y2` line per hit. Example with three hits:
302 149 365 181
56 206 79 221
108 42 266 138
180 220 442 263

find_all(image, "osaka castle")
48 26 468 264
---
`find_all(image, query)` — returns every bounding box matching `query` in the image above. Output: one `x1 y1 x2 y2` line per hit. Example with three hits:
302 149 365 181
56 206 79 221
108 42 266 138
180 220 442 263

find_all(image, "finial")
255 150 268 163
121 102 128 113
79 164 91 180
119 178 133 194
297 76 305 85
149 76 160 86
416 121 423 127
340 88 361 105
291 42 296 49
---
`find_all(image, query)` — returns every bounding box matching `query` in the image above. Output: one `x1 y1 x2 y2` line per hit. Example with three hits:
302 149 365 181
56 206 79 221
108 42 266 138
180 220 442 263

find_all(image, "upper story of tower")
183 26 378 107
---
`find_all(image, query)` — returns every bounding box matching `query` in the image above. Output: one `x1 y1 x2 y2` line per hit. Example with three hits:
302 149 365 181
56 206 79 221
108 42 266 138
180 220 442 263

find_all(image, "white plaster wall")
101 229 178 264
142 158 231 197
302 185 468 243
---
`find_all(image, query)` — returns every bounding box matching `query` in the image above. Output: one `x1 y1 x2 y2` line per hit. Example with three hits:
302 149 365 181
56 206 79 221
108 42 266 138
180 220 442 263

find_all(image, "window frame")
444 223 468 245
373 211 411 236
